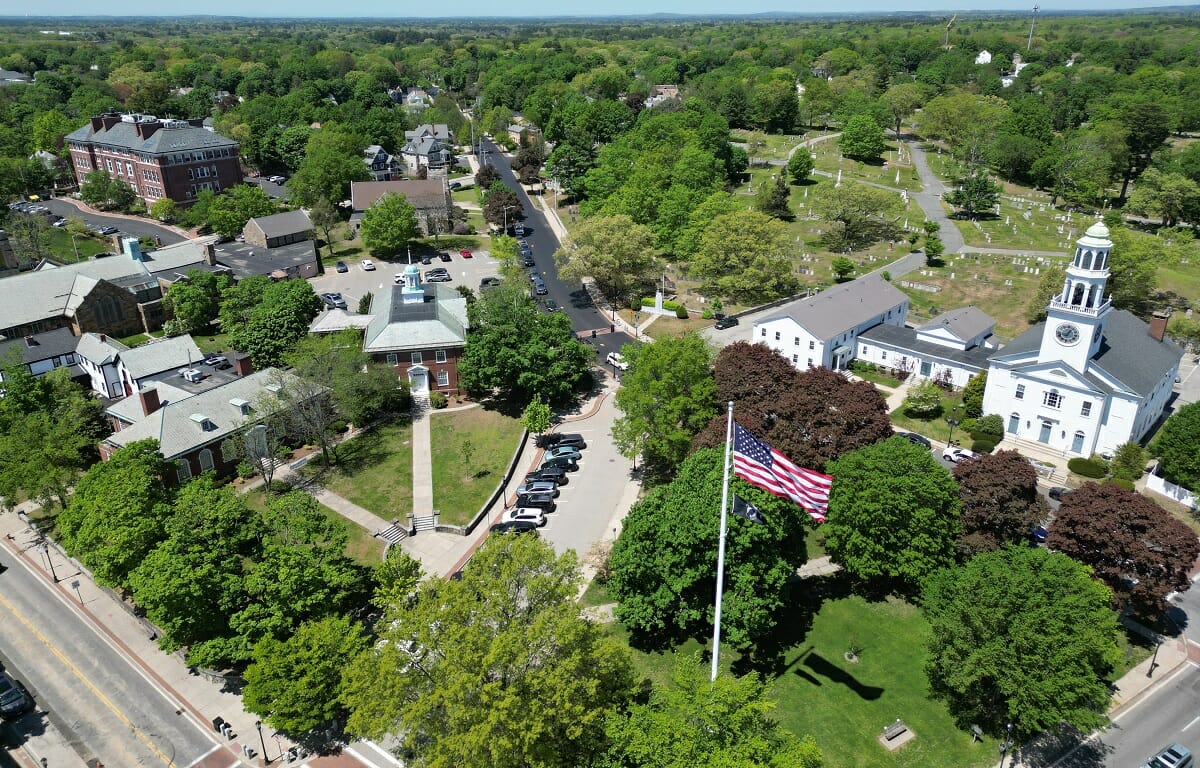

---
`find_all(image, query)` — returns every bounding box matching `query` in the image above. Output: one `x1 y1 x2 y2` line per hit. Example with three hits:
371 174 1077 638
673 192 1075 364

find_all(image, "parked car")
321 292 348 310
539 433 586 450
439 252 452 262
268 175 286 184
52 217 67 228
532 279 548 295
941 446 978 463
179 367 205 383
544 299 559 312
425 272 453 283
459 249 473 259
525 466 568 486
522 254 536 267
714 316 739 330
420 254 433 265
516 492 557 513
514 223 526 236
448 181 462 190
394 273 405 284
516 480 560 497
335 260 348 273
543 445 581 462
540 455 578 472
202 353 229 368
361 259 376 271
1141 744 1194 768
503 507 546 527
1030 524 1048 544
490 520 539 535
606 352 629 370
480 276 502 289
98 225 118 235
0 671 32 719
897 432 932 449
1047 486 1069 501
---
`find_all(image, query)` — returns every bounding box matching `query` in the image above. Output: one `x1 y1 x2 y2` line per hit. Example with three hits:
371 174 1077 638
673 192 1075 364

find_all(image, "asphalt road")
477 136 633 365
0 544 214 768
41 199 187 246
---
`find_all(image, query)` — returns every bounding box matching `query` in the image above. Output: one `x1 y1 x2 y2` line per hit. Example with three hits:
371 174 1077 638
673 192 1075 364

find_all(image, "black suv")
538 433 587 450
897 432 932 449
714 315 739 330
525 466 568 486
516 492 557 513
490 520 539 535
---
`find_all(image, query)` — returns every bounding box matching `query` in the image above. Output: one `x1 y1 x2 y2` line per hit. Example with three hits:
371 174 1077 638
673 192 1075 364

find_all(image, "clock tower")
1037 221 1113 373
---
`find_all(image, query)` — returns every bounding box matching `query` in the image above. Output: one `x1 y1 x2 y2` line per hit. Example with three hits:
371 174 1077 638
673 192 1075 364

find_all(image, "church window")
775 331 780 341
1081 401 1092 417
1043 391 1062 409
808 341 815 350
1015 384 1025 400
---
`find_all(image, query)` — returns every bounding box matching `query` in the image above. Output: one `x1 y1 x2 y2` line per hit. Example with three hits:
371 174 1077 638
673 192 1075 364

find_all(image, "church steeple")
1037 221 1113 373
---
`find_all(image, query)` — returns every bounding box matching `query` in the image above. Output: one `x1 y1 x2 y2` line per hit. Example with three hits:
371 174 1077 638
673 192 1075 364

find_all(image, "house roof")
0 255 153 331
404 124 450 141
137 235 221 282
989 310 1183 398
247 210 313 240
75 332 129 366
0 327 80 365
310 309 374 334
104 368 298 458
858 324 993 371
363 283 468 353
118 334 204 381
0 69 31 82
351 180 448 212
402 135 449 159
757 274 909 341
210 240 317 279
917 306 995 342
65 116 237 155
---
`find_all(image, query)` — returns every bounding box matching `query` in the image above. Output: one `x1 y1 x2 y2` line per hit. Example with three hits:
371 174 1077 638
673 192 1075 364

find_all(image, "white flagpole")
711 400 735 683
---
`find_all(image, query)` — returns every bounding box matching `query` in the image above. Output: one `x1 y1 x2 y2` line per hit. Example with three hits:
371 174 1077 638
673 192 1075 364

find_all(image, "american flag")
732 424 833 522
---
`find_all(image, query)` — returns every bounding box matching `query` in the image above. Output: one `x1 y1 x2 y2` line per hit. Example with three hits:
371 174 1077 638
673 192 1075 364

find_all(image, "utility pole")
1027 5 1039 51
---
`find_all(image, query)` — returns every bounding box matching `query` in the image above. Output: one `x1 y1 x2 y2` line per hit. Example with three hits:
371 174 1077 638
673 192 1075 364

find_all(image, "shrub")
675 305 689 319
1106 478 1135 491
701 309 713 320
970 439 998 454
630 298 642 312
429 391 448 409
1068 457 1108 478
452 222 473 235
267 479 292 494
958 417 978 436
972 413 1004 440
237 460 256 479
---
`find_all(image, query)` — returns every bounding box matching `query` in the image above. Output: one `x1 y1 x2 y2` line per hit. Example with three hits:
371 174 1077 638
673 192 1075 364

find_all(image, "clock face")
1055 323 1081 345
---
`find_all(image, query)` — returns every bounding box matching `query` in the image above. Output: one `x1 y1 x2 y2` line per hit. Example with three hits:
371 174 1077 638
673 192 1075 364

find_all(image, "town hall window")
1081 401 1092 417
808 341 815 350
1015 384 1025 400
1043 391 1062 409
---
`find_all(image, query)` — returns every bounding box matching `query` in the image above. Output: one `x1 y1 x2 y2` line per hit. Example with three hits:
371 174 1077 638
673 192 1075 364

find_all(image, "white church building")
983 222 1181 457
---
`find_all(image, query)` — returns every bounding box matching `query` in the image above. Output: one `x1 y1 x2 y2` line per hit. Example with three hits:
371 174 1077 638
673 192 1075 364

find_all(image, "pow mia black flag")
731 494 766 525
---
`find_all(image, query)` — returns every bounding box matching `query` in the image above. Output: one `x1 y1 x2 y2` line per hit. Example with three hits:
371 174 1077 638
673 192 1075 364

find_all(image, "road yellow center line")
0 591 176 766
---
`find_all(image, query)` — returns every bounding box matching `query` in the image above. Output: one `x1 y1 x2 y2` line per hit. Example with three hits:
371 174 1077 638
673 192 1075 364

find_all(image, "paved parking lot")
308 249 504 311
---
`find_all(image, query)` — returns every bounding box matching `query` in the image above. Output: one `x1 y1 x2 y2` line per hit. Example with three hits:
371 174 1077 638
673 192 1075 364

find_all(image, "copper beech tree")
952 449 1047 557
1047 482 1199 615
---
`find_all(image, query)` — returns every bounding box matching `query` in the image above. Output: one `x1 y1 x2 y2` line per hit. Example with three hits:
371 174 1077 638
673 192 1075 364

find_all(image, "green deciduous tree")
1152 401 1200 488
207 184 279 239
691 210 798 303
838 114 887 162
604 653 824 768
824 437 962 587
952 450 1046 556
921 92 1010 169
1106 226 1158 313
813 182 901 251
755 167 793 221
359 191 420 256
787 148 814 184
343 535 635 768
1048 482 1200 615
244 615 369 735
923 545 1120 739
608 448 810 648
288 128 371 208
830 256 855 281
459 285 593 406
149 197 177 223
165 270 232 333
902 380 943 420
612 334 717 479
522 395 553 439
945 173 1001 220
309 197 342 258
552 215 662 305
882 82 924 139
482 182 524 229
56 439 175 587
1125 168 1200 228
222 277 324 368
961 371 987 418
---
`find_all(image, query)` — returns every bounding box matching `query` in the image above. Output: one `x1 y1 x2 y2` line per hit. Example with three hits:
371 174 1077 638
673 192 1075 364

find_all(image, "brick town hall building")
66 113 241 206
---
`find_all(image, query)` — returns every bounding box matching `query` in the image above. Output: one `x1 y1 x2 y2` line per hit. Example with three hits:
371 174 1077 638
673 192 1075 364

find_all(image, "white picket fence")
1146 472 1198 510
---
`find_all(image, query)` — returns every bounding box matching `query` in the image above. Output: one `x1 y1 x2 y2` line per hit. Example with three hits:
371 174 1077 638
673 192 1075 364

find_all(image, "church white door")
1038 421 1052 444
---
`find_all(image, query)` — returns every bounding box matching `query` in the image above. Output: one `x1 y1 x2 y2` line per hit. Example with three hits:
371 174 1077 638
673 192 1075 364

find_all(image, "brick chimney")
100 113 122 131
204 242 217 265
89 115 104 132
134 120 161 140
138 386 161 416
234 355 254 377
1148 311 1169 342
99 334 106 343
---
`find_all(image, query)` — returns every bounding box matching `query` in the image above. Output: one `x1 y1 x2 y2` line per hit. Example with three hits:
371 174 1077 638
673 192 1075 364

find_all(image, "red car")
459 249 473 258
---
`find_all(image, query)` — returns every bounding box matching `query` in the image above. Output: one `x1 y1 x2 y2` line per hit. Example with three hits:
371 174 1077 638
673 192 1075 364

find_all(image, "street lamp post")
945 405 961 446
255 720 269 764
999 723 1014 767
503 205 516 234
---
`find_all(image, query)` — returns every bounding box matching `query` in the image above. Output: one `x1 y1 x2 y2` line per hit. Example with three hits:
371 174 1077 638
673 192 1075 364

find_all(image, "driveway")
42 198 187 245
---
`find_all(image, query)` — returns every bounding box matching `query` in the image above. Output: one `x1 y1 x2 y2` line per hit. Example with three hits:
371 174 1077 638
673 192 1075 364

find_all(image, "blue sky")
18 1 1200 18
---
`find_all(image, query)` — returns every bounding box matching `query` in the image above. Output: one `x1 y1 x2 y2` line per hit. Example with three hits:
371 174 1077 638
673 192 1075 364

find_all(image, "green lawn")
849 362 901 389
430 407 524 526
889 389 966 445
241 487 384 565
49 228 109 262
193 328 232 356
771 596 995 768
810 136 924 192
305 419 414 523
